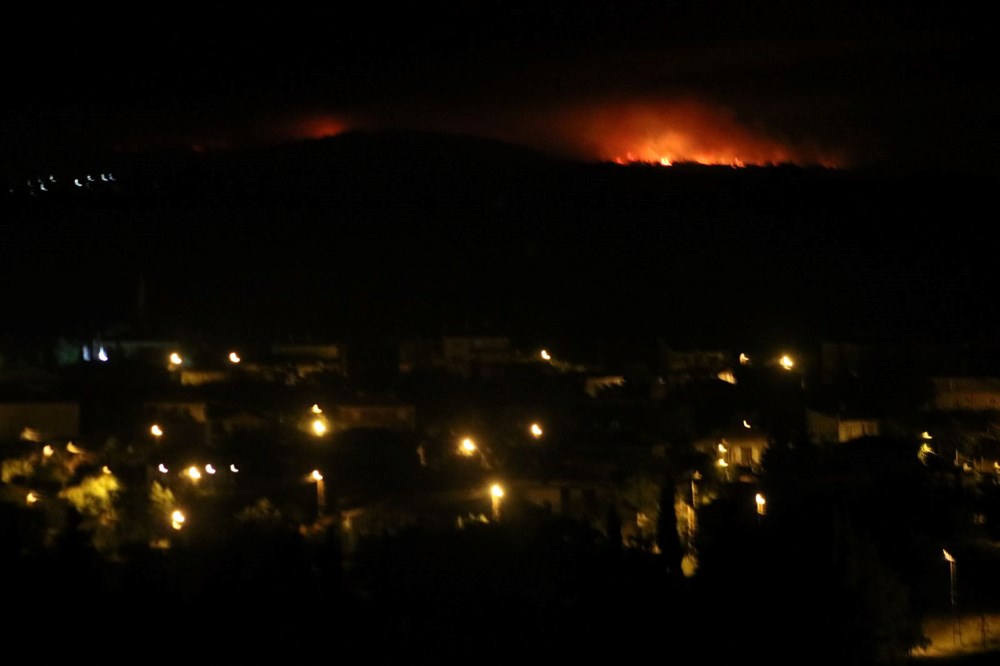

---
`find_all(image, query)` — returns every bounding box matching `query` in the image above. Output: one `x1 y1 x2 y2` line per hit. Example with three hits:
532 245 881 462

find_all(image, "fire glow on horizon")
527 99 844 168
113 98 843 169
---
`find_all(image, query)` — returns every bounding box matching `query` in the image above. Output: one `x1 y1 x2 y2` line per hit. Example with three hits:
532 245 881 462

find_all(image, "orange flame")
511 99 843 168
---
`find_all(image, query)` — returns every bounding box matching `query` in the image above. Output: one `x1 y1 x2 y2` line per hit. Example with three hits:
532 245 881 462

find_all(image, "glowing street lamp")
158 464 169 473
42 444 54 457
228 351 241 364
311 470 327 517
739 353 750 365
743 420 752 429
185 465 202 482
168 352 183 367
26 491 39 505
943 549 957 612
311 418 328 436
755 493 767 516
150 424 164 438
459 437 478 456
530 423 544 439
171 509 186 530
540 349 551 361
490 483 505 521
311 404 323 415
779 354 794 371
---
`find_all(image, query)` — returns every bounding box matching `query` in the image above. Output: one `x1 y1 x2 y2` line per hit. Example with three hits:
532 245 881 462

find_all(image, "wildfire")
525 99 843 168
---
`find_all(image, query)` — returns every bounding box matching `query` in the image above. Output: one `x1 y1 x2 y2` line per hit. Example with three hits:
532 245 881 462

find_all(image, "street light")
944 548 960 645
779 354 794 371
311 418 328 436
459 437 478 456
311 470 327 517
228 351 241 364
150 424 163 438
171 510 186 530
540 349 551 361
168 352 183 368
490 483 505 521
530 423 543 439
755 493 767 516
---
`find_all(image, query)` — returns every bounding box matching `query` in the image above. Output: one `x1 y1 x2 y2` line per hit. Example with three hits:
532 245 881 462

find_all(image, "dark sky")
4 2 997 173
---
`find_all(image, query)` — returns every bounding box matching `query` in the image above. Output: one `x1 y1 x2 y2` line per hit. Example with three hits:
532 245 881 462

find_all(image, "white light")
86 174 94 182
540 349 551 361
82 346 91 362
530 423 543 438
228 352 241 364
490 483 504 499
108 173 115 181
171 509 186 530
49 175 56 183
100 173 108 182
943 549 955 563
311 469 323 481
169 352 182 366
98 346 108 362
74 178 83 187
310 403 322 414
158 464 169 473
779 355 794 370
39 183 47 192
743 420 751 429
150 424 163 437
230 464 239 473
102 465 112 475
205 464 216 474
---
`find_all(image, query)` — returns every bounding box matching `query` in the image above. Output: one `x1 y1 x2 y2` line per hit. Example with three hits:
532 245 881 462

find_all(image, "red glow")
284 115 348 141
526 99 843 168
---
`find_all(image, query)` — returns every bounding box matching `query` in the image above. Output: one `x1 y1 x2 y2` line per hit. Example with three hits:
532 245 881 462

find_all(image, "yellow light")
920 443 934 455
490 483 504 499
21 428 41 442
158 464 169 473
540 349 551 361
718 442 727 453
943 549 955 563
530 423 543 438
42 444 54 457
739 353 750 365
169 352 183 366
742 420 751 429
311 469 323 481
755 493 766 515
311 418 327 436
66 442 82 454
102 465 111 475
921 431 933 440
205 464 216 474
311 403 323 414
228 352 241 364
26 491 39 505
150 424 163 437
717 370 737 384
171 510 186 530
460 438 477 455
230 464 239 473
779 354 794 370
717 458 728 468
186 465 202 481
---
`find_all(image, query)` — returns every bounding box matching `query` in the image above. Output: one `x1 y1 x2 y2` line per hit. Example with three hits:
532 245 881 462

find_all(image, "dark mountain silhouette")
2 130 996 346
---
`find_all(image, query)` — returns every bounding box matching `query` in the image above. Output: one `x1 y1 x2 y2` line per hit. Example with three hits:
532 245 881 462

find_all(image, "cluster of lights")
157 462 239 475
459 437 478 456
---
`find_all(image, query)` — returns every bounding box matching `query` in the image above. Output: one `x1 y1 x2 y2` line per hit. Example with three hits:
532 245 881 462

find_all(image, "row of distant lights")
156 462 240 479
16 173 116 194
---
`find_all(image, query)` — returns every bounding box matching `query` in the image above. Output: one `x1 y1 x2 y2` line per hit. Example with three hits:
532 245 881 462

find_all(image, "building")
806 408 881 444
0 401 80 441
932 377 1000 411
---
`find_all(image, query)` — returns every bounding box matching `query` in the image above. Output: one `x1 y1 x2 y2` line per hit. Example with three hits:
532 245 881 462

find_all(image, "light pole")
311 470 327 517
944 549 960 646
490 483 504 522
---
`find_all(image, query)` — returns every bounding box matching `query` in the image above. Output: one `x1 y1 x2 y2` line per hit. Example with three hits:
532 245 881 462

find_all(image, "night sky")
3 2 997 173
2 3 998 345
